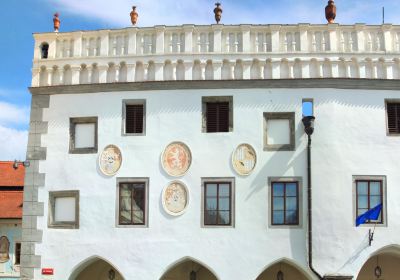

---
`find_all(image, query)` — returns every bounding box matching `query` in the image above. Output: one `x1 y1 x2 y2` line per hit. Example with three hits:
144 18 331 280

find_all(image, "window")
271 181 299 225
202 179 234 226
117 178 149 227
353 176 386 226
0 236 10 263
263 112 295 151
386 101 400 135
356 180 383 224
202 96 233 133
48 191 79 229
14 243 21 265
69 117 98 154
40 43 49 59
122 100 145 135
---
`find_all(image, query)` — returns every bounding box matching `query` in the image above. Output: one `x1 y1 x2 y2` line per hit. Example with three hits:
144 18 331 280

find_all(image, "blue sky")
0 0 398 160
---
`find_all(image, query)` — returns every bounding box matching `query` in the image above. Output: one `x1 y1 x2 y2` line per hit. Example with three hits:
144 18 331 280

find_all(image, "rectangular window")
356 180 383 224
386 101 400 134
117 178 149 227
15 243 21 265
202 96 233 133
123 100 146 135
264 112 295 151
69 117 98 153
271 181 299 225
204 182 232 226
48 191 79 229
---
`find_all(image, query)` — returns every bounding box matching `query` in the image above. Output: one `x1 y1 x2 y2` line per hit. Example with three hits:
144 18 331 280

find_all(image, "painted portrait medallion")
99 144 122 176
162 181 189 216
232 143 257 175
161 142 192 177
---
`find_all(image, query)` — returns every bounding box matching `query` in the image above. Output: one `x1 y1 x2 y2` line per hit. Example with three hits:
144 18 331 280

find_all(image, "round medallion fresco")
161 142 192 177
162 181 189 216
232 143 257 175
99 144 122 176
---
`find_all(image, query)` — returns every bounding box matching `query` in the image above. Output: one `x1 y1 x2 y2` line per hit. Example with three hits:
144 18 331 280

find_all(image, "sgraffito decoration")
99 145 122 176
232 143 257 175
162 181 189 216
161 142 192 177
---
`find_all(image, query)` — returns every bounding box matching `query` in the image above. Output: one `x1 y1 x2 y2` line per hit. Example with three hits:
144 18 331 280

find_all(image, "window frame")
268 177 303 228
385 99 400 136
48 190 80 229
116 178 149 228
201 178 235 228
69 117 98 154
122 99 146 136
202 96 233 133
353 175 387 227
263 112 295 151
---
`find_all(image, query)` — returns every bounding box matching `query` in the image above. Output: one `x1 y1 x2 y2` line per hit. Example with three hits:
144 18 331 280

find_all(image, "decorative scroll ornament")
161 142 192 177
53 13 60 32
232 143 257 175
130 6 138 25
162 181 189 216
99 145 122 176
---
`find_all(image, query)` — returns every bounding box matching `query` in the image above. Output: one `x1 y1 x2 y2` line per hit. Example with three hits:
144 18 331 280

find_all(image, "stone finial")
53 13 60 32
325 0 336 24
130 6 138 26
214 3 223 24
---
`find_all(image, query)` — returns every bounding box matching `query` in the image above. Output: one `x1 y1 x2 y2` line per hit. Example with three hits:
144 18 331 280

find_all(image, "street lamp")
302 116 315 136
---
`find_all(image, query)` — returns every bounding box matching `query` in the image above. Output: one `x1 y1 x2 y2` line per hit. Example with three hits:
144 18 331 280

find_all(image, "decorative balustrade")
32 24 400 87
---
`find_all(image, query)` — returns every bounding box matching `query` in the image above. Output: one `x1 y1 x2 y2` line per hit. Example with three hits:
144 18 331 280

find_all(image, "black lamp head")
302 116 315 136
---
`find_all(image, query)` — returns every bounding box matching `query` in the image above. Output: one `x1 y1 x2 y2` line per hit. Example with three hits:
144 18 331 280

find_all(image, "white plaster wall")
36 87 400 280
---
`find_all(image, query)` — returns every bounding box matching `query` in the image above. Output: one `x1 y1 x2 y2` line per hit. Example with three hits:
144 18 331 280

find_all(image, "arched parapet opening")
163 60 174 81
205 59 214 80
322 58 332 78
135 61 144 82
147 60 156 81
159 256 220 280
355 245 400 280
176 60 185 81
350 57 360 78
119 62 127 82
280 58 289 79
377 57 387 79
63 65 72 85
392 58 400 79
364 58 373 78
254 258 315 280
234 59 243 79
309 58 320 78
68 255 125 280
264 59 272 79
250 59 261 79
193 59 202 80
293 58 302 79
79 64 88 84
222 59 233 80
106 62 116 83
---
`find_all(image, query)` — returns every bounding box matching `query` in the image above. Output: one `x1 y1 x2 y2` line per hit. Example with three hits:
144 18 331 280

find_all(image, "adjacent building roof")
0 161 24 219
0 191 23 219
0 161 25 187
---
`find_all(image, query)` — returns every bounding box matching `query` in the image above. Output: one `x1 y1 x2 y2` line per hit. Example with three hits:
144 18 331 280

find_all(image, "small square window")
122 100 146 135
264 112 295 151
353 176 386 226
201 178 235 227
48 191 79 229
117 178 149 227
69 117 98 154
202 96 233 133
385 100 400 135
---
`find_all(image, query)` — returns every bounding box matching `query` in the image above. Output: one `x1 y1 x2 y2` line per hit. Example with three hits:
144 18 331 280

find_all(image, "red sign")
42 268 54 275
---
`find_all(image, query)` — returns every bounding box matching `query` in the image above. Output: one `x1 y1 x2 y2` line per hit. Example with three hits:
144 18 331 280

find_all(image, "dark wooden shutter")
126 104 144 134
206 102 229 132
387 103 400 134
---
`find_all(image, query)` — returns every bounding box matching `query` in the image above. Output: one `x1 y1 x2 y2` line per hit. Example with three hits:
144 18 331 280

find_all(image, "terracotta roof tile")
0 161 25 187
0 191 23 219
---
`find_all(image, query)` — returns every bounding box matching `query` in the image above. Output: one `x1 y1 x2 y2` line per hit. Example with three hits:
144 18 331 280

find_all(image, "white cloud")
0 101 30 127
0 125 28 161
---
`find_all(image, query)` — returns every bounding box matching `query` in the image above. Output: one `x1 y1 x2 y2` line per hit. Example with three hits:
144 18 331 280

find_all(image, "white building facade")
22 24 400 280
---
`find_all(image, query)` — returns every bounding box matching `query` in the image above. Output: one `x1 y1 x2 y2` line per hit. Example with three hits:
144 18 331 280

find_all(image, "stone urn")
325 0 336 23
214 3 222 24
53 13 60 32
130 6 138 25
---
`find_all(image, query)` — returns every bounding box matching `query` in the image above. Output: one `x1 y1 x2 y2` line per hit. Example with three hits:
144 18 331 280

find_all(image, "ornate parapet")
31 24 400 87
